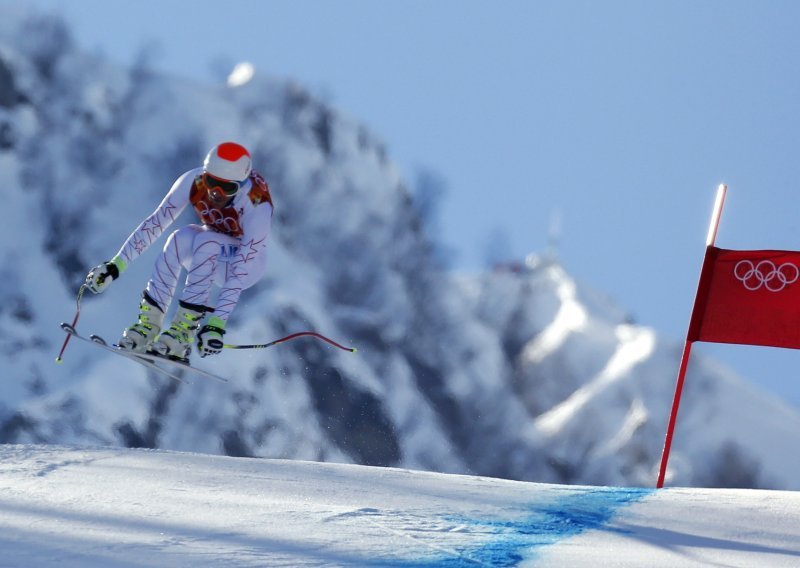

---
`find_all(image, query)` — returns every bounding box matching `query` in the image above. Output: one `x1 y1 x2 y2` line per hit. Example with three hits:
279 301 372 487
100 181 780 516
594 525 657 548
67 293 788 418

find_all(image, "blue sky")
13 0 800 408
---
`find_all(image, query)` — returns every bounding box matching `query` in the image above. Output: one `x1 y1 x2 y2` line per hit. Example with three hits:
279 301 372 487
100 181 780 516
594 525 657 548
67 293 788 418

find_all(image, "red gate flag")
658 184 800 488
688 247 800 350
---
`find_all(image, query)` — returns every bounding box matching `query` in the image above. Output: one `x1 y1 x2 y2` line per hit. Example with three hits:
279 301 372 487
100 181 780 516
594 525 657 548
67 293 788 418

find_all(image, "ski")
59 323 228 384
115 344 229 383
60 323 188 384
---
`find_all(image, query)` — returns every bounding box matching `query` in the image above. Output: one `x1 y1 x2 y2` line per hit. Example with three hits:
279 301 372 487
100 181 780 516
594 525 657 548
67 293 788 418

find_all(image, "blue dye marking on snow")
420 487 653 567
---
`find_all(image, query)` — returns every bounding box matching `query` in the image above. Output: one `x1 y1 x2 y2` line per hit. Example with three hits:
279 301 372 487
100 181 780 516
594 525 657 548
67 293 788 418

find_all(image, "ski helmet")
203 142 252 182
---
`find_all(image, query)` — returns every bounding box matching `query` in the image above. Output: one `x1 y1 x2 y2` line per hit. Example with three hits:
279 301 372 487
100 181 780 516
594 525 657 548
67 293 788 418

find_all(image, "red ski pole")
56 284 87 364
223 331 357 353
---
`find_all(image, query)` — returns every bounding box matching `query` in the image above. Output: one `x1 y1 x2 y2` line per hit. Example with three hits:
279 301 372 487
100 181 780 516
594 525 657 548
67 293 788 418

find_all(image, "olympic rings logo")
195 200 241 235
733 259 800 292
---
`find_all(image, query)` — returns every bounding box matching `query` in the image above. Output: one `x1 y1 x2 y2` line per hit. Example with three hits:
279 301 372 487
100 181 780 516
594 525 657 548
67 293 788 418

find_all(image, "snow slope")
1 444 798 567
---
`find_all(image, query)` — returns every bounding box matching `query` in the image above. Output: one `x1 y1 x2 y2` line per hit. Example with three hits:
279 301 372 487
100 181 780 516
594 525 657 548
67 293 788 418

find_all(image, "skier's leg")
195 243 249 357
152 229 234 361
145 225 203 311
178 229 233 307
119 226 200 352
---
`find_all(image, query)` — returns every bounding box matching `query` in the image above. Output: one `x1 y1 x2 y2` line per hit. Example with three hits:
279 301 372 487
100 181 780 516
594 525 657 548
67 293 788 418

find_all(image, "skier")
83 142 273 362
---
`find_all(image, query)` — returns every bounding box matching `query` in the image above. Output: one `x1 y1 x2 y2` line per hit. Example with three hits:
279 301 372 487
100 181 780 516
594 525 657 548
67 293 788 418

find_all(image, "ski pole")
223 331 357 353
56 284 87 364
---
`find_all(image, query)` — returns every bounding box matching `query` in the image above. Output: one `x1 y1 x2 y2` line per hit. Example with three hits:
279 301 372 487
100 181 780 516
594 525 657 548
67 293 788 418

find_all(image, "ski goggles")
203 173 240 197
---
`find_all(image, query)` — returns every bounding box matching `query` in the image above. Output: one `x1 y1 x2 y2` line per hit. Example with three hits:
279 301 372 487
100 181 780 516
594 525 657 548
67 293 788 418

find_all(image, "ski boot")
119 292 165 352
150 301 210 363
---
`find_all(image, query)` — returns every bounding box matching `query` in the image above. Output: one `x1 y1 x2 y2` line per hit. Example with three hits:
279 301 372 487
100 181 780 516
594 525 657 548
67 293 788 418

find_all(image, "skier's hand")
197 318 226 358
85 257 125 294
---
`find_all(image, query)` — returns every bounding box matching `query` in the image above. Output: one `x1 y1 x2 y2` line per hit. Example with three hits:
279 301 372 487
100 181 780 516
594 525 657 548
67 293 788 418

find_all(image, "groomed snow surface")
1 445 798 567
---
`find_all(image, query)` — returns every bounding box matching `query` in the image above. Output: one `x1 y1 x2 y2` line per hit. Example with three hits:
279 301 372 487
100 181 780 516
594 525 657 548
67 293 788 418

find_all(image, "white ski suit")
114 167 273 321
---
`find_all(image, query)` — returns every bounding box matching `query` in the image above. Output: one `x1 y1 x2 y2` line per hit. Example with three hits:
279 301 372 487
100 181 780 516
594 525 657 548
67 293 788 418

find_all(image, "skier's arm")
213 201 273 321
85 170 194 294
111 170 195 269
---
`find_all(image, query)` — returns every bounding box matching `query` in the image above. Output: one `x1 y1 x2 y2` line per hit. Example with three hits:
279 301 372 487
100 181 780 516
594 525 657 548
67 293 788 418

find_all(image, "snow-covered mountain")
1 7 799 490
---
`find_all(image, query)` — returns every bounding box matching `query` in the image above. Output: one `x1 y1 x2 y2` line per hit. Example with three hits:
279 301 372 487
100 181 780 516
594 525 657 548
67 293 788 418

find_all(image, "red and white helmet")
203 142 252 182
